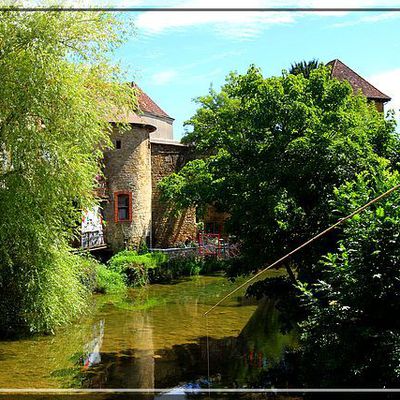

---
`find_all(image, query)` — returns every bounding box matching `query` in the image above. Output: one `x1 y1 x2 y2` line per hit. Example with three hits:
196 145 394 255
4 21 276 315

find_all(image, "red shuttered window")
114 191 132 223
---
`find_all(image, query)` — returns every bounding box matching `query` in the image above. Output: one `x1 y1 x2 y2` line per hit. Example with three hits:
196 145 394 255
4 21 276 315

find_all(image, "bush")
107 250 167 287
149 254 227 282
154 254 201 281
95 264 126 294
106 250 229 286
202 256 229 274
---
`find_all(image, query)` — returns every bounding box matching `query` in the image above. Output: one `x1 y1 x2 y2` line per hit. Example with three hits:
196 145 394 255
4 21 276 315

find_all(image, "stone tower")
102 113 156 252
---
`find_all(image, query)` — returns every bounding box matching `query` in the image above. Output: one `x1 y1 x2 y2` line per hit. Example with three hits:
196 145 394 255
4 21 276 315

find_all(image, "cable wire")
204 182 400 316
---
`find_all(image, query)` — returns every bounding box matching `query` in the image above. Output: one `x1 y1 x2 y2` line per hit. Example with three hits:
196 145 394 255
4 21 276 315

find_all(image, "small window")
116 140 122 149
114 192 132 222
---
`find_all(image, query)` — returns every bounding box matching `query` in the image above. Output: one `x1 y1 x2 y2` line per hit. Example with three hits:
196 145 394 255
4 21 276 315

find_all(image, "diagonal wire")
204 182 400 316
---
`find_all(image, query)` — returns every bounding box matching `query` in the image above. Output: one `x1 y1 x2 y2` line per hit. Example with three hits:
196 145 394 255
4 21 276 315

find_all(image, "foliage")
107 250 167 287
137 240 149 255
150 254 201 282
299 170 400 387
108 249 227 285
95 264 126 294
78 254 100 292
0 248 89 336
149 253 227 282
74 254 126 294
201 256 229 274
289 59 321 78
0 8 135 335
160 65 398 279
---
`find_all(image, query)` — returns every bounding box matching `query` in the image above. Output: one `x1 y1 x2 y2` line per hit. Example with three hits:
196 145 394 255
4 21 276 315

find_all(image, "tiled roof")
327 59 391 102
133 84 172 119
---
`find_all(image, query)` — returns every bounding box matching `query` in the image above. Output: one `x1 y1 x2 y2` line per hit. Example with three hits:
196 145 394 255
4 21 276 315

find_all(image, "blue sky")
35 0 400 139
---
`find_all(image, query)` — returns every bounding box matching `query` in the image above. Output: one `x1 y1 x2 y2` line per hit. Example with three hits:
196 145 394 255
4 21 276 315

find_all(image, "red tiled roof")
133 84 172 119
327 59 391 102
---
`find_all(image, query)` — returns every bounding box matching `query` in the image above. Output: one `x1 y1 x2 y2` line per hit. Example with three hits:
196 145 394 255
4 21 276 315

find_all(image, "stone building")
81 87 197 252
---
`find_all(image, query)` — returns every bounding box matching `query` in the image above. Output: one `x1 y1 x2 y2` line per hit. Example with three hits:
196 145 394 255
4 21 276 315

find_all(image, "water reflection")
0 272 297 395
79 298 297 391
83 320 105 369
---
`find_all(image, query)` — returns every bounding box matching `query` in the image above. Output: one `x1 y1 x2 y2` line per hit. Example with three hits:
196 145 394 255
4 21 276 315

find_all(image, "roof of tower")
134 84 173 120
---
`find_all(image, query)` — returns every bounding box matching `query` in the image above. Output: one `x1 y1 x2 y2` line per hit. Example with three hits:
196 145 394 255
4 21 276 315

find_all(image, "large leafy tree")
159 65 399 278
0 8 135 335
299 170 400 387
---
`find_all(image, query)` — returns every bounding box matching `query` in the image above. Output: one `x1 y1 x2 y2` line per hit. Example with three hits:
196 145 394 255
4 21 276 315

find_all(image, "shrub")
107 250 167 287
107 250 229 286
202 256 228 274
94 264 126 294
149 254 227 282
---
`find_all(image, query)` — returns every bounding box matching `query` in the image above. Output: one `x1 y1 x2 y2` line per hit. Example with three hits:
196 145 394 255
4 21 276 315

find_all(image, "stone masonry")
151 141 197 248
102 124 153 251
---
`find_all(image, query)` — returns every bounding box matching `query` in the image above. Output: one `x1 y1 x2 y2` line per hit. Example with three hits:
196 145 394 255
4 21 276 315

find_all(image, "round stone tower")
103 115 156 252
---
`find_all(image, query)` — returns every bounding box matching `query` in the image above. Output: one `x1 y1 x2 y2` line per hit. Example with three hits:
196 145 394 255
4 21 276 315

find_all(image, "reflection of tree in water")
76 298 297 390
232 297 299 388
82 312 155 389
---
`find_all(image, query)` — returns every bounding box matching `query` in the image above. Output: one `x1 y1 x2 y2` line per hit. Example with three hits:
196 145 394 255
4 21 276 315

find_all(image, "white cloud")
331 11 400 27
134 0 295 39
151 69 178 85
130 0 400 39
15 0 400 39
368 69 400 122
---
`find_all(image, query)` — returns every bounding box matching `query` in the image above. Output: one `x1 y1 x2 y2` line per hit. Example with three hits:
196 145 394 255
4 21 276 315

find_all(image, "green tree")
0 9 135 335
289 59 321 78
299 170 400 387
159 65 398 278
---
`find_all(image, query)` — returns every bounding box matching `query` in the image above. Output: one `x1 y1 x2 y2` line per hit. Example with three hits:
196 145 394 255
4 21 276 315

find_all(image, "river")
0 272 298 398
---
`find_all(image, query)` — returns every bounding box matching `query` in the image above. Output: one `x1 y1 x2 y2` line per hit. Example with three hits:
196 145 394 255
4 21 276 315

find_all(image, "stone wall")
102 124 153 251
151 142 197 248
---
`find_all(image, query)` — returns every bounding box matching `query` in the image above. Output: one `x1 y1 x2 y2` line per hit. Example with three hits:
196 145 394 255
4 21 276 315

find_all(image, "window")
116 139 122 149
114 191 132 222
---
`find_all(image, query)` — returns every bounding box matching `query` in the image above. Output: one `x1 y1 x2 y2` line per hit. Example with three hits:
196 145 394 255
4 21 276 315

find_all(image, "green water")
0 272 297 392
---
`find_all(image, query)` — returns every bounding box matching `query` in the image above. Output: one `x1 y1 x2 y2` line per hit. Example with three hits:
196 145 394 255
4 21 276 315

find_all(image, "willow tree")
0 9 135 335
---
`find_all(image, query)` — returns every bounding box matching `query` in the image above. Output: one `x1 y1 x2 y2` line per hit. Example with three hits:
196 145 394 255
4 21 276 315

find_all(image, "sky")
25 0 400 139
